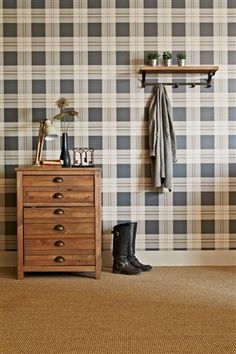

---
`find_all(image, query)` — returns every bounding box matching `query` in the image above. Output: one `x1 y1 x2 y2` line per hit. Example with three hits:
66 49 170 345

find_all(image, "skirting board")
102 250 236 267
1 251 236 267
0 252 17 267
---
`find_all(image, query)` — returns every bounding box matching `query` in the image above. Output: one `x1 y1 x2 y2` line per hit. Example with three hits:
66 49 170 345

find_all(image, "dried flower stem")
51 97 79 133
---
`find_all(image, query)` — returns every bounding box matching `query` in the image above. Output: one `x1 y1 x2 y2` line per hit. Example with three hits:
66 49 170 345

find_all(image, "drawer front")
23 175 93 187
24 254 95 266
23 189 94 204
24 207 95 220
24 222 94 236
25 238 95 252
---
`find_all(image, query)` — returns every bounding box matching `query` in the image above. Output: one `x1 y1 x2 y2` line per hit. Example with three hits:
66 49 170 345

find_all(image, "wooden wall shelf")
139 65 219 88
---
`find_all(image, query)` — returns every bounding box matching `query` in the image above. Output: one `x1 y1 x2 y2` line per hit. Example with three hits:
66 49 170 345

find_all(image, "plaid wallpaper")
0 0 236 266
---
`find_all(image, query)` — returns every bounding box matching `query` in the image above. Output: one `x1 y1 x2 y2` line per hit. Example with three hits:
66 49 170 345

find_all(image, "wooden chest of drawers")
16 168 101 279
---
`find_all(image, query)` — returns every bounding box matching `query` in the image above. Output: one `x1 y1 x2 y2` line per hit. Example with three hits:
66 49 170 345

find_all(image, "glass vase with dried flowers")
52 97 79 167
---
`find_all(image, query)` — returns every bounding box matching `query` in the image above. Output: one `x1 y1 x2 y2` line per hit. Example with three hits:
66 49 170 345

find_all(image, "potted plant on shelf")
147 52 159 67
176 52 186 66
162 51 172 66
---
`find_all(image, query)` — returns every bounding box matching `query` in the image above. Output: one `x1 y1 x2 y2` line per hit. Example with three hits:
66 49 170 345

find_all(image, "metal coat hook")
140 69 216 88
140 80 212 88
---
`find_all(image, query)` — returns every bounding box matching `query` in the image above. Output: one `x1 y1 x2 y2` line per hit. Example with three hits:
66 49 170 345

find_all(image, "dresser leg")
95 270 101 279
17 269 24 280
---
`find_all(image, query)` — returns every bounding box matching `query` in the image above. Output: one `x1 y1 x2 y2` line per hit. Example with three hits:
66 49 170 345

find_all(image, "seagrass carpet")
0 267 235 354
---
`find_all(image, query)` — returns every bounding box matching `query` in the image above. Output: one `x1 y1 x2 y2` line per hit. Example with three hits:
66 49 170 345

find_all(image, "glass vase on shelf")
60 132 71 167
52 97 79 168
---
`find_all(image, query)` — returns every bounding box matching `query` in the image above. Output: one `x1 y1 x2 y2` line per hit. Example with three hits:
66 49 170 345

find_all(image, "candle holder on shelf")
73 147 95 167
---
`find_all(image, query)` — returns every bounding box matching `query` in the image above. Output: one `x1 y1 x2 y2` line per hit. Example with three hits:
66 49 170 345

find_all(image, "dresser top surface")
16 167 102 175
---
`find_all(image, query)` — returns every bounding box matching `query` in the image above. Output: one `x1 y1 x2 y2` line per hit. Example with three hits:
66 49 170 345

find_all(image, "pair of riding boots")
112 222 152 275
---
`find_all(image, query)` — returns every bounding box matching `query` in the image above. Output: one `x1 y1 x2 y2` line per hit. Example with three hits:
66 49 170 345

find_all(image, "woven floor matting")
0 267 235 354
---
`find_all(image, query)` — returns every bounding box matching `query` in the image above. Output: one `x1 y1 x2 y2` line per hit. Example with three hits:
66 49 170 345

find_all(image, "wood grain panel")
23 175 93 187
23 190 94 204
23 265 96 272
24 207 95 219
139 65 219 74
25 238 95 251
25 254 95 266
24 222 94 235
16 171 24 279
95 170 102 279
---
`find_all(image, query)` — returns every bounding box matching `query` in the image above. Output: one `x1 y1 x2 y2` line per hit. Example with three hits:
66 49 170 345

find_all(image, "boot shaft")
112 223 130 257
112 222 137 257
128 222 137 256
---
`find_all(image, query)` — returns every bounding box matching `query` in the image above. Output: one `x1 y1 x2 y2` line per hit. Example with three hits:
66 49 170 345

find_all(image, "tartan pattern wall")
0 0 236 265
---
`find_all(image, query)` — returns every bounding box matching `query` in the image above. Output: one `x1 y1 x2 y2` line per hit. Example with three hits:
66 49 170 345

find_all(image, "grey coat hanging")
149 84 177 191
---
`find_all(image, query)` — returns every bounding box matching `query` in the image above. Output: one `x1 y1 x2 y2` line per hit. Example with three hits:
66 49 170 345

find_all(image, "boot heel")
113 268 121 274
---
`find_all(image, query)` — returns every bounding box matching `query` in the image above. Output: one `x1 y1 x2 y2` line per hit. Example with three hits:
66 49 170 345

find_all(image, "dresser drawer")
25 238 95 252
23 175 93 187
24 222 94 236
24 207 95 221
24 254 95 266
23 189 94 204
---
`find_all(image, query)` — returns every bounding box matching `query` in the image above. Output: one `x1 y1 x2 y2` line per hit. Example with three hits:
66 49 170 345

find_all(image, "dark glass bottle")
60 132 71 167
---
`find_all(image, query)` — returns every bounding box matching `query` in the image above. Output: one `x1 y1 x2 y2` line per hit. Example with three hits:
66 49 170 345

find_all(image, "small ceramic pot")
150 59 158 67
177 59 186 66
164 59 172 66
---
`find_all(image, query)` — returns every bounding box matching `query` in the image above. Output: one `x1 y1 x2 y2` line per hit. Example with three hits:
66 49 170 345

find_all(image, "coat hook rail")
139 66 218 88
141 80 211 88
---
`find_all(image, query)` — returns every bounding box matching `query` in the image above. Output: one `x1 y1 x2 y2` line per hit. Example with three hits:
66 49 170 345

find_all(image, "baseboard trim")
1 250 235 268
0 252 17 267
102 250 236 267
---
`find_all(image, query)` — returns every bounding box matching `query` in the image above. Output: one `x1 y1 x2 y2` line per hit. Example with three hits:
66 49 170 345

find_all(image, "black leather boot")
112 223 142 275
128 222 152 272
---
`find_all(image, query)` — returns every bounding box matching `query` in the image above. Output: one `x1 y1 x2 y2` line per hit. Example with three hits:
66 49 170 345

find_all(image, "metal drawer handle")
53 193 64 199
54 256 65 263
53 177 64 183
54 208 64 215
54 240 65 247
54 224 65 231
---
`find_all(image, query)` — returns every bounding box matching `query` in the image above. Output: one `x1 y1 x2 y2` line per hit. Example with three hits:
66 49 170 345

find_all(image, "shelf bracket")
142 72 146 88
206 71 215 88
